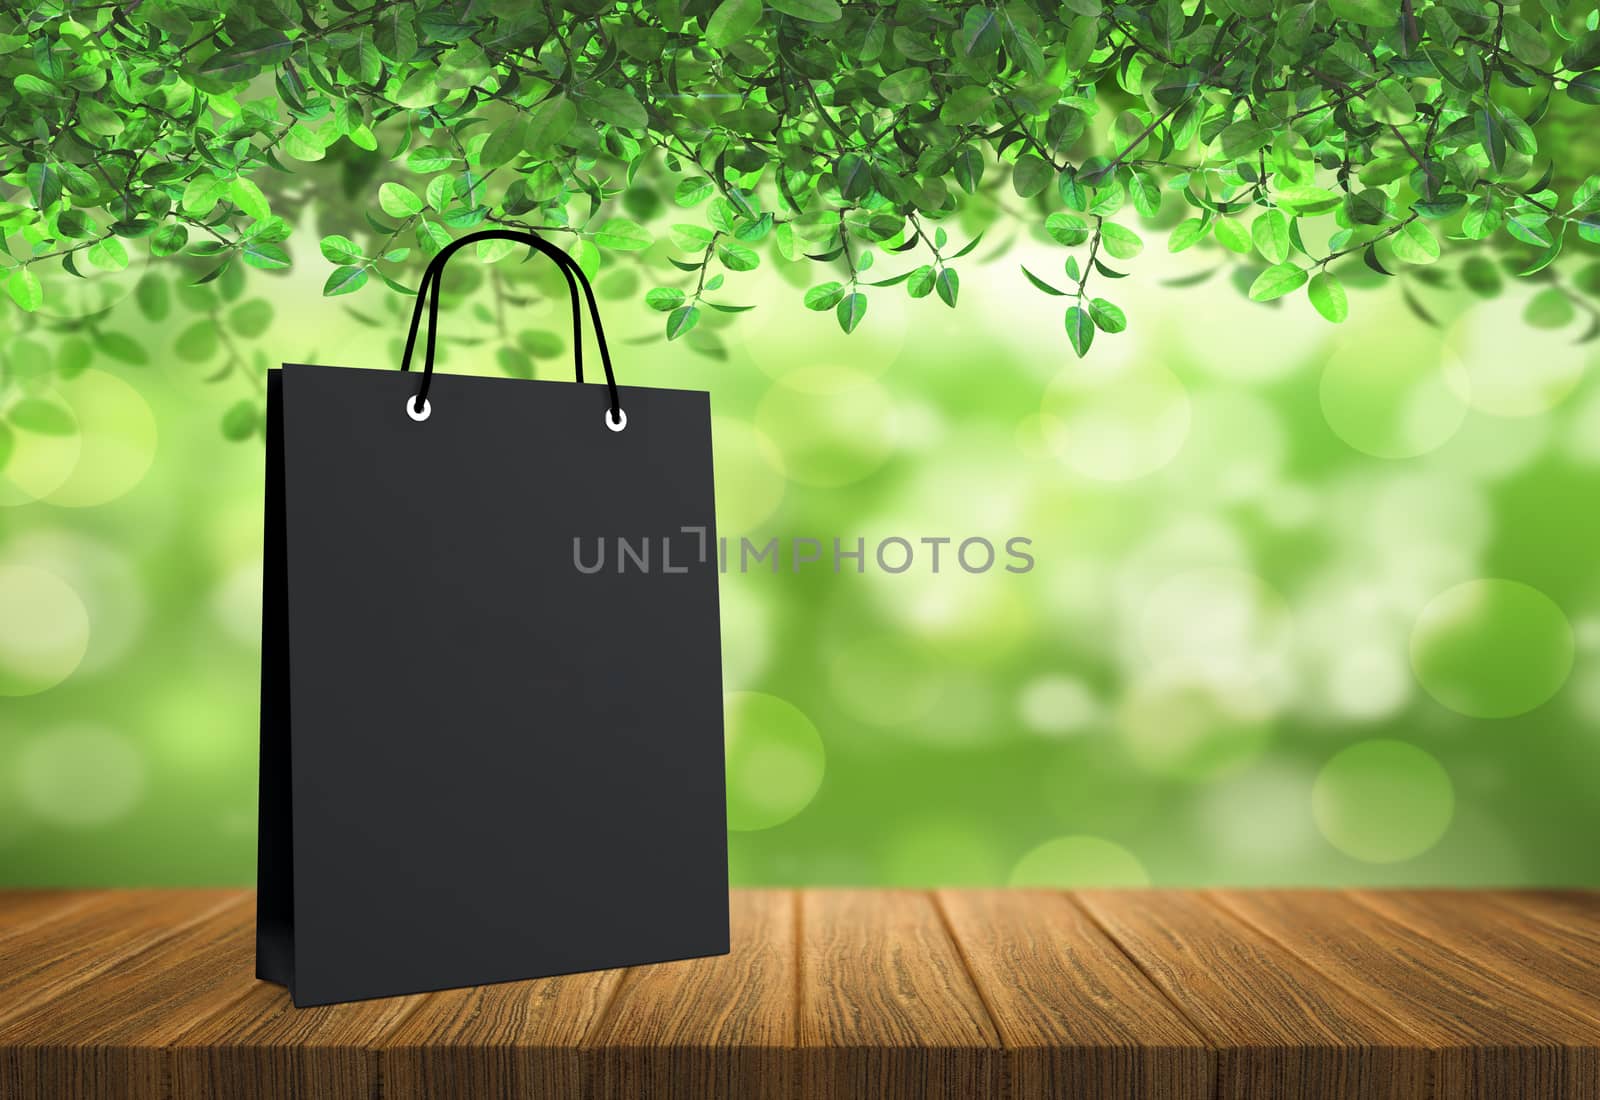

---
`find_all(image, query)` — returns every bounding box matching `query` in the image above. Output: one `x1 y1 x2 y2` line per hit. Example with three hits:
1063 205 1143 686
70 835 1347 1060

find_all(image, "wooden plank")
0 893 255 1100
798 889 1001 1100
0 890 242 1030
1355 890 1600 1022
0 891 101 940
584 889 797 1100
168 982 423 1100
1216 890 1600 1100
378 958 624 1099
1077 890 1428 1100
936 890 1212 1100
1489 890 1600 947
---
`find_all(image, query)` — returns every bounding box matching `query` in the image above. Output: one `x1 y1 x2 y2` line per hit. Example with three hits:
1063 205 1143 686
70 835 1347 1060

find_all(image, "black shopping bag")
256 230 729 1007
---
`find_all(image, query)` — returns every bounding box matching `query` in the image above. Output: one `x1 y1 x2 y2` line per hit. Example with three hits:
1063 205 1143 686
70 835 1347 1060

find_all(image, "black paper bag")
256 231 729 1007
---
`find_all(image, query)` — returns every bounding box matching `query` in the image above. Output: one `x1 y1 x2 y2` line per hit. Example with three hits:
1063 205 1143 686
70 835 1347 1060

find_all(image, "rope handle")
397 230 622 421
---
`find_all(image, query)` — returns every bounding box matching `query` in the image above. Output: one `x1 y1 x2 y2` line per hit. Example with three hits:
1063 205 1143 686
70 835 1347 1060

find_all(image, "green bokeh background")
3 223 1599 888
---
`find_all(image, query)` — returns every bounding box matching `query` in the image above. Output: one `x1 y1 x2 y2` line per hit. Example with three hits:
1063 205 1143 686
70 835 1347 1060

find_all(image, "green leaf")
527 94 577 151
667 304 700 339
880 68 932 104
379 182 423 219
835 291 867 333
135 273 169 322
1220 120 1271 160
7 398 74 435
587 88 648 130
1213 218 1251 254
181 173 228 216
716 240 760 271
242 241 290 269
907 266 937 298
1251 210 1290 265
1169 219 1208 252
1012 155 1051 199
1390 220 1440 264
936 268 959 308
6 268 42 312
323 265 369 296
151 225 189 257
372 9 418 62
1505 215 1554 248
1460 255 1502 298
221 400 258 442
1020 266 1067 295
1569 72 1600 106
87 236 129 272
1329 0 1393 26
1523 287 1574 329
1307 271 1348 322
675 178 714 206
199 28 291 79
596 218 651 251
480 117 528 170
646 287 686 312
805 281 847 310
1064 306 1094 356
1088 297 1126 333
407 146 454 174
769 0 842 21
957 6 1001 58
1248 263 1308 301
707 0 763 46
78 98 124 137
230 178 270 221
1045 213 1090 246
229 299 275 338
1098 222 1143 260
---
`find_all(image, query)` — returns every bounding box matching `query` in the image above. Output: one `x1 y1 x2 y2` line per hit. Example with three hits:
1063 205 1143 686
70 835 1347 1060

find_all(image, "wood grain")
1216 889 1600 1100
936 889 1212 1100
168 981 422 1100
1355 890 1600 1021
0 893 254 1100
1077 890 1428 1100
3 888 1600 1100
798 889 1001 1100
0 891 99 939
584 889 797 1100
377 956 623 1099
0 890 241 1031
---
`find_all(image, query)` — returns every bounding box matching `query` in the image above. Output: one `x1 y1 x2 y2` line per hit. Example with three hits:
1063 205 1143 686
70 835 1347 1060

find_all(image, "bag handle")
398 229 624 429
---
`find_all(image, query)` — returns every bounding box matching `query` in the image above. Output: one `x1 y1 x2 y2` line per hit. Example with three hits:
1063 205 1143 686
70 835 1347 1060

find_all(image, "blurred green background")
2 219 1599 888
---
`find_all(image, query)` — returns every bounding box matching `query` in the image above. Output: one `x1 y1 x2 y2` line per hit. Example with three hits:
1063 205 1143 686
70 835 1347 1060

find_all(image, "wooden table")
1 889 1597 1099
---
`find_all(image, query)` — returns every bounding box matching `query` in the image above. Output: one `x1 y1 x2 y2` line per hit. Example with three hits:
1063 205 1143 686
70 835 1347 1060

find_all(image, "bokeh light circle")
45 370 158 507
1041 359 1191 481
1447 291 1591 417
1318 319 1470 458
1312 740 1453 863
0 565 91 696
1410 579 1574 718
724 691 826 831
3 531 146 677
1017 675 1100 736
754 366 895 488
1009 835 1150 886
18 725 147 826
0 387 82 506
1118 671 1274 781
711 416 786 531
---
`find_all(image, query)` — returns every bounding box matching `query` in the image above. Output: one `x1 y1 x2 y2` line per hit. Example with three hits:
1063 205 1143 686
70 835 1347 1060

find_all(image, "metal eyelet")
605 407 627 432
406 396 432 422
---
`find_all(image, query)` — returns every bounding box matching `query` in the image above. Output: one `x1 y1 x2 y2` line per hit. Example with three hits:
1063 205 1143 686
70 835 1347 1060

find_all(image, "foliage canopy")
1 0 1599 432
